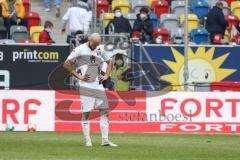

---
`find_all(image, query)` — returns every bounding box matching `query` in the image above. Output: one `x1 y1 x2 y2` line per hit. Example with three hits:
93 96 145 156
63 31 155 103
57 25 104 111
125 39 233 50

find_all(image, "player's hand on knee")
98 74 108 81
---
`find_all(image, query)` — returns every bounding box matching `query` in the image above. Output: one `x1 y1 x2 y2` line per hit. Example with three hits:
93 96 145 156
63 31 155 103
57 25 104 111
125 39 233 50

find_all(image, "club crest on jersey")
96 48 102 56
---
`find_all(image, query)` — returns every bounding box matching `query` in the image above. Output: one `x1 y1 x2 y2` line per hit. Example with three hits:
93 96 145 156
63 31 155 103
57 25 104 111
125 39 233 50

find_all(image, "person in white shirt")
63 33 118 147
61 0 92 42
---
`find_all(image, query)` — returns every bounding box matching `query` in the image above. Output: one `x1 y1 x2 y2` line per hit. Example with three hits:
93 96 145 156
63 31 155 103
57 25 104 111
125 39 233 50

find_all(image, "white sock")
100 109 109 142
82 112 91 141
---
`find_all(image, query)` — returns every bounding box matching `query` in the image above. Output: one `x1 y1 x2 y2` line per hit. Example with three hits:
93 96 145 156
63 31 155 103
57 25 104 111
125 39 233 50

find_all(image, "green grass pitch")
0 132 240 160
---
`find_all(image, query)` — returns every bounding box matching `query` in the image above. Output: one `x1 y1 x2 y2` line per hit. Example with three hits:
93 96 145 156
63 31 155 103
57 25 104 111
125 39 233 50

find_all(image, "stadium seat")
0 17 5 28
132 31 141 39
123 13 137 28
180 14 199 32
171 0 187 18
149 12 160 28
151 0 169 18
146 0 155 6
231 1 240 19
112 0 130 14
101 13 115 28
16 39 35 43
206 0 220 7
224 30 230 43
132 0 149 14
172 27 184 44
222 1 231 15
152 27 169 43
10 25 28 42
160 14 179 35
96 0 109 18
191 0 209 19
225 0 235 7
190 28 209 44
22 0 30 15
225 14 239 29
0 27 8 39
26 12 41 30
30 26 44 43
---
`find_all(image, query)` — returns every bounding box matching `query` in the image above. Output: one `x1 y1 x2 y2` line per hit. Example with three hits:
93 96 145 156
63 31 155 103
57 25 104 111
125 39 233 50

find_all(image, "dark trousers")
3 17 28 39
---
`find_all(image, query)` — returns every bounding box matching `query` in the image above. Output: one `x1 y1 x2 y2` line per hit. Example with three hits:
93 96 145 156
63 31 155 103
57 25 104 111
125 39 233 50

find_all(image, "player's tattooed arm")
99 59 113 81
63 60 90 81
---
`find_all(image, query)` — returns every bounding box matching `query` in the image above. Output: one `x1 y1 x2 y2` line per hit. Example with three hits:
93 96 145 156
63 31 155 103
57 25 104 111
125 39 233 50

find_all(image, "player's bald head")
88 33 101 50
89 33 101 43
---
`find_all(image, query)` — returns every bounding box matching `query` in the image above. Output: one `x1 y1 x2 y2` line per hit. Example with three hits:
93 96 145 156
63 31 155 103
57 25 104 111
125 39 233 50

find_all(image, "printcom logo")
13 49 59 63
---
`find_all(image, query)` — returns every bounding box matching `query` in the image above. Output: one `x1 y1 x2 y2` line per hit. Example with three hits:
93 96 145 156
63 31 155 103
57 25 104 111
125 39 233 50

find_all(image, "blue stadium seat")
149 12 160 28
191 28 209 44
191 0 209 19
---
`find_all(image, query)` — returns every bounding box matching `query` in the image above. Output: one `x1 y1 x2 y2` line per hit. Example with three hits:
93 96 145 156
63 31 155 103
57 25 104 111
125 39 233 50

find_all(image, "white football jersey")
67 43 111 88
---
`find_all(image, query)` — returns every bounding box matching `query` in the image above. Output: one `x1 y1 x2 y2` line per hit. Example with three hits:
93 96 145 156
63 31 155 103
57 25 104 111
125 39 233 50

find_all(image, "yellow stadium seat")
231 1 240 19
30 26 44 43
146 0 155 6
101 13 115 27
112 0 130 14
180 14 199 32
224 30 230 43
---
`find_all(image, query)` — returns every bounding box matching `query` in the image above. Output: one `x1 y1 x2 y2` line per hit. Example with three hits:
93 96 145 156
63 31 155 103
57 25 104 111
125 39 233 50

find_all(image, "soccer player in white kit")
63 33 118 147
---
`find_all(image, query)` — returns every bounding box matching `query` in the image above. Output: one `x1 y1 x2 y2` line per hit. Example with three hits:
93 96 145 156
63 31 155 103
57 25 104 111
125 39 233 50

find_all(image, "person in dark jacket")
39 21 55 43
206 2 228 44
105 7 132 35
133 7 154 43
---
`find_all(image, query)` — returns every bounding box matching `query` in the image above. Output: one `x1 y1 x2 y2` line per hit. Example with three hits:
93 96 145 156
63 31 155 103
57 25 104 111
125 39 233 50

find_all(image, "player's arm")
99 59 112 81
63 59 90 81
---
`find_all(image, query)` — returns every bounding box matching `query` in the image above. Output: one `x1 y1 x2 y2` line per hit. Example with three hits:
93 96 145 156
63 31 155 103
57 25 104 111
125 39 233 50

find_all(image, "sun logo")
161 47 236 91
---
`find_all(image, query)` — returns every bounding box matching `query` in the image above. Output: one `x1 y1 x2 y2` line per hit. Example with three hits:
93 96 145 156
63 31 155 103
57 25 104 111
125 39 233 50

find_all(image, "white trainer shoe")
101 140 118 147
85 141 92 147
45 8 51 12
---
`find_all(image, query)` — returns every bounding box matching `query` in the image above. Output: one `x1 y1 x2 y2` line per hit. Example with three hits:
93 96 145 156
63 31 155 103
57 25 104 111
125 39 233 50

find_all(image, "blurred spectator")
105 7 132 35
70 30 88 47
1 0 26 38
62 0 92 43
133 7 153 43
107 0 112 5
39 21 55 43
111 54 132 91
206 2 228 44
44 0 61 17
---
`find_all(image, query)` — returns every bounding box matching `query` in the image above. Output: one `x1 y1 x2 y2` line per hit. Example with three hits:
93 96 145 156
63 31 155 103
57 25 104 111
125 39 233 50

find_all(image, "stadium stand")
190 28 209 44
2 0 240 44
0 27 8 40
30 26 44 43
222 1 231 15
131 0 149 14
149 12 160 27
22 0 30 15
26 12 41 31
151 0 169 18
160 13 179 36
123 13 137 27
96 0 109 18
171 0 186 18
112 0 130 14
180 13 199 32
152 27 169 43
10 25 28 42
102 12 115 28
231 1 240 19
191 0 209 19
